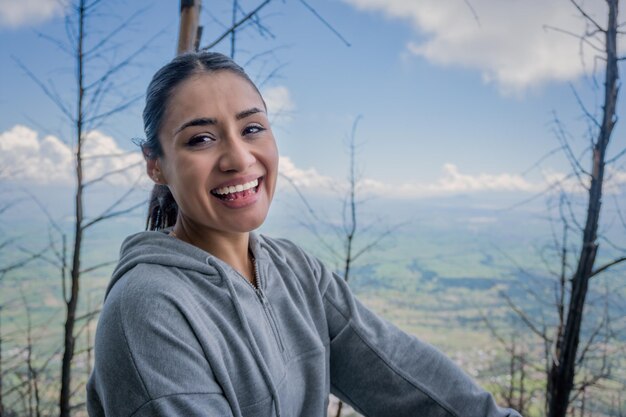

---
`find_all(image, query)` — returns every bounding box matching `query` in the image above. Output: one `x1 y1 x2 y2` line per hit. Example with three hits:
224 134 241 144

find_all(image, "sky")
1 0 625 205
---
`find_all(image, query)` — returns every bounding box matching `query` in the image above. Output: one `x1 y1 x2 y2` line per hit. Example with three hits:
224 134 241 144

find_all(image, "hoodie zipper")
239 257 286 355
256 289 286 354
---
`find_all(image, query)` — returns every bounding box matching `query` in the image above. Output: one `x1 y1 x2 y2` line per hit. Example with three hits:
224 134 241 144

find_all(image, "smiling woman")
85 52 522 417
147 69 278 283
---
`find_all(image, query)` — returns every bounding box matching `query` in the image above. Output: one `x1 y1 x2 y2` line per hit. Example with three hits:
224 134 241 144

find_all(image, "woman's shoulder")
101 263 189 326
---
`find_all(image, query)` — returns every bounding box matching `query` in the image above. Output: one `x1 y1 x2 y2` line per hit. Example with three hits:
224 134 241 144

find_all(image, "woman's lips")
211 177 263 208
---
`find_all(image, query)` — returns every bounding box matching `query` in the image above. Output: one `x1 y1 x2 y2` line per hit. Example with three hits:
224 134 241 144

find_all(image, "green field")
1 198 625 416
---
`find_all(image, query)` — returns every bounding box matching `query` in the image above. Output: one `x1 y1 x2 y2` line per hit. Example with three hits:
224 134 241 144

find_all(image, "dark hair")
139 51 262 231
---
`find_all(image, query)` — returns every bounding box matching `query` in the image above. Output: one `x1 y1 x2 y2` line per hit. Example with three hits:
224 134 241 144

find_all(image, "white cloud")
81 130 146 187
278 156 333 189
542 165 626 196
278 158 542 198
0 0 65 28
5 125 622 200
343 0 618 92
0 125 144 186
0 125 72 183
359 163 539 198
262 86 295 125
278 158 625 199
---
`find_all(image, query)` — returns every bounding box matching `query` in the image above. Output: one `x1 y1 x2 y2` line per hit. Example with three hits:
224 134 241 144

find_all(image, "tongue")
222 188 254 201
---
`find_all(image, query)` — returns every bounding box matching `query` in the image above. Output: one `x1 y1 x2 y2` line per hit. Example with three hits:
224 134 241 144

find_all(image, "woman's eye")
243 125 265 136
187 135 215 147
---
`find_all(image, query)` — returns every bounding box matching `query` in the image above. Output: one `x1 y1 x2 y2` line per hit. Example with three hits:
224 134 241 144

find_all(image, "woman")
86 52 521 417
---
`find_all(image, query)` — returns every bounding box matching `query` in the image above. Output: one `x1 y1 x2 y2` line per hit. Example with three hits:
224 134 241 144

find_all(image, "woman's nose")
218 135 256 172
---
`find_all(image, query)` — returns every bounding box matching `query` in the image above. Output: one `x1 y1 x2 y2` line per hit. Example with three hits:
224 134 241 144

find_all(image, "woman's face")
150 71 278 236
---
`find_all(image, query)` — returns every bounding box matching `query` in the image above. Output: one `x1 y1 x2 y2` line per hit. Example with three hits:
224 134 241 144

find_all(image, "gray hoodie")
86 230 521 417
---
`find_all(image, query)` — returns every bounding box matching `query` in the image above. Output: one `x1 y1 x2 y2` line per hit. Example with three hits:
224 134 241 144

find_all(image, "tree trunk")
547 1 619 416
59 1 86 415
177 0 202 55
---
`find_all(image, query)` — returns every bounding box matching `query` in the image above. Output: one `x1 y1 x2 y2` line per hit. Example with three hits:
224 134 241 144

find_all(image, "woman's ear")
146 158 166 185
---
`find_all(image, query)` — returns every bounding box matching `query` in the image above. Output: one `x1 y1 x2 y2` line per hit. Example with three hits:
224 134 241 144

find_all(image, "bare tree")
547 2 624 415
280 117 399 417
496 1 626 416
15 0 153 414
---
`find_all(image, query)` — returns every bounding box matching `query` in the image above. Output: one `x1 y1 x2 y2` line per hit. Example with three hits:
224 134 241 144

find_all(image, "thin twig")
201 0 273 51
298 0 351 47
501 291 552 343
590 257 626 278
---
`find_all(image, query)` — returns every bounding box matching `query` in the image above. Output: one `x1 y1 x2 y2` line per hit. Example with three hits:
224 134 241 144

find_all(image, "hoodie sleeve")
315 260 522 417
87 266 234 417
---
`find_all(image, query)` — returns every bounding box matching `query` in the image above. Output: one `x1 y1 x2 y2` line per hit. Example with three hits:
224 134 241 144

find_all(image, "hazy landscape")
2 188 625 416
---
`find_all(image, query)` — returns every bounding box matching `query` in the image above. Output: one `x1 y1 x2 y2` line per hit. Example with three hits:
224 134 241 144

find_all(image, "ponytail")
146 184 178 231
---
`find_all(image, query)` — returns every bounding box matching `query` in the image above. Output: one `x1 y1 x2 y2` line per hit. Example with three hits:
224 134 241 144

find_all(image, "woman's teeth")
212 178 259 199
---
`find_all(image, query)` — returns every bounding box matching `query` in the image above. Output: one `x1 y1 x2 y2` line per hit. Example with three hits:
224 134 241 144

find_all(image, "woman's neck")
171 217 256 286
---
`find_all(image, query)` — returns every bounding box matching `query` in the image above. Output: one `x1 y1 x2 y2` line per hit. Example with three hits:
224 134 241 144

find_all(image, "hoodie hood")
105 229 265 299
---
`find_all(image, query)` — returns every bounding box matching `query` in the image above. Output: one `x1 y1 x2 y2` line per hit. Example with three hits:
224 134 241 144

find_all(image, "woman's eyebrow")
174 108 265 134
175 117 217 134
236 107 265 120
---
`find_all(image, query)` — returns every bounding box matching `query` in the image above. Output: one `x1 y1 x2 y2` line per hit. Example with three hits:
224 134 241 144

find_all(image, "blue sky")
1 0 625 202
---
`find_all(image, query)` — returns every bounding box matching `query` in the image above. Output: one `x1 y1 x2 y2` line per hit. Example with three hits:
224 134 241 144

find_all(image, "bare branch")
521 146 564 176
562 192 584 232
614 195 626 229
570 84 601 129
543 24 605 53
79 260 117 275
83 5 151 59
461 0 481 27
35 31 73 56
0 245 50 276
82 161 142 188
501 291 552 343
19 188 64 235
0 198 26 216
576 306 607 367
552 114 591 180
500 172 576 211
83 26 165 93
74 309 102 324
256 62 289 89
298 0 351 47
84 0 105 13
82 198 144 230
0 236 19 252
569 0 605 33
13 58 74 121
606 146 626 164
201 0 273 51
296 218 342 262
279 173 341 260
279 173 326 226
15 244 61 269
598 234 626 252
479 310 546 375
84 94 143 127
247 9 275 40
352 223 405 262
82 150 140 160
590 256 626 278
